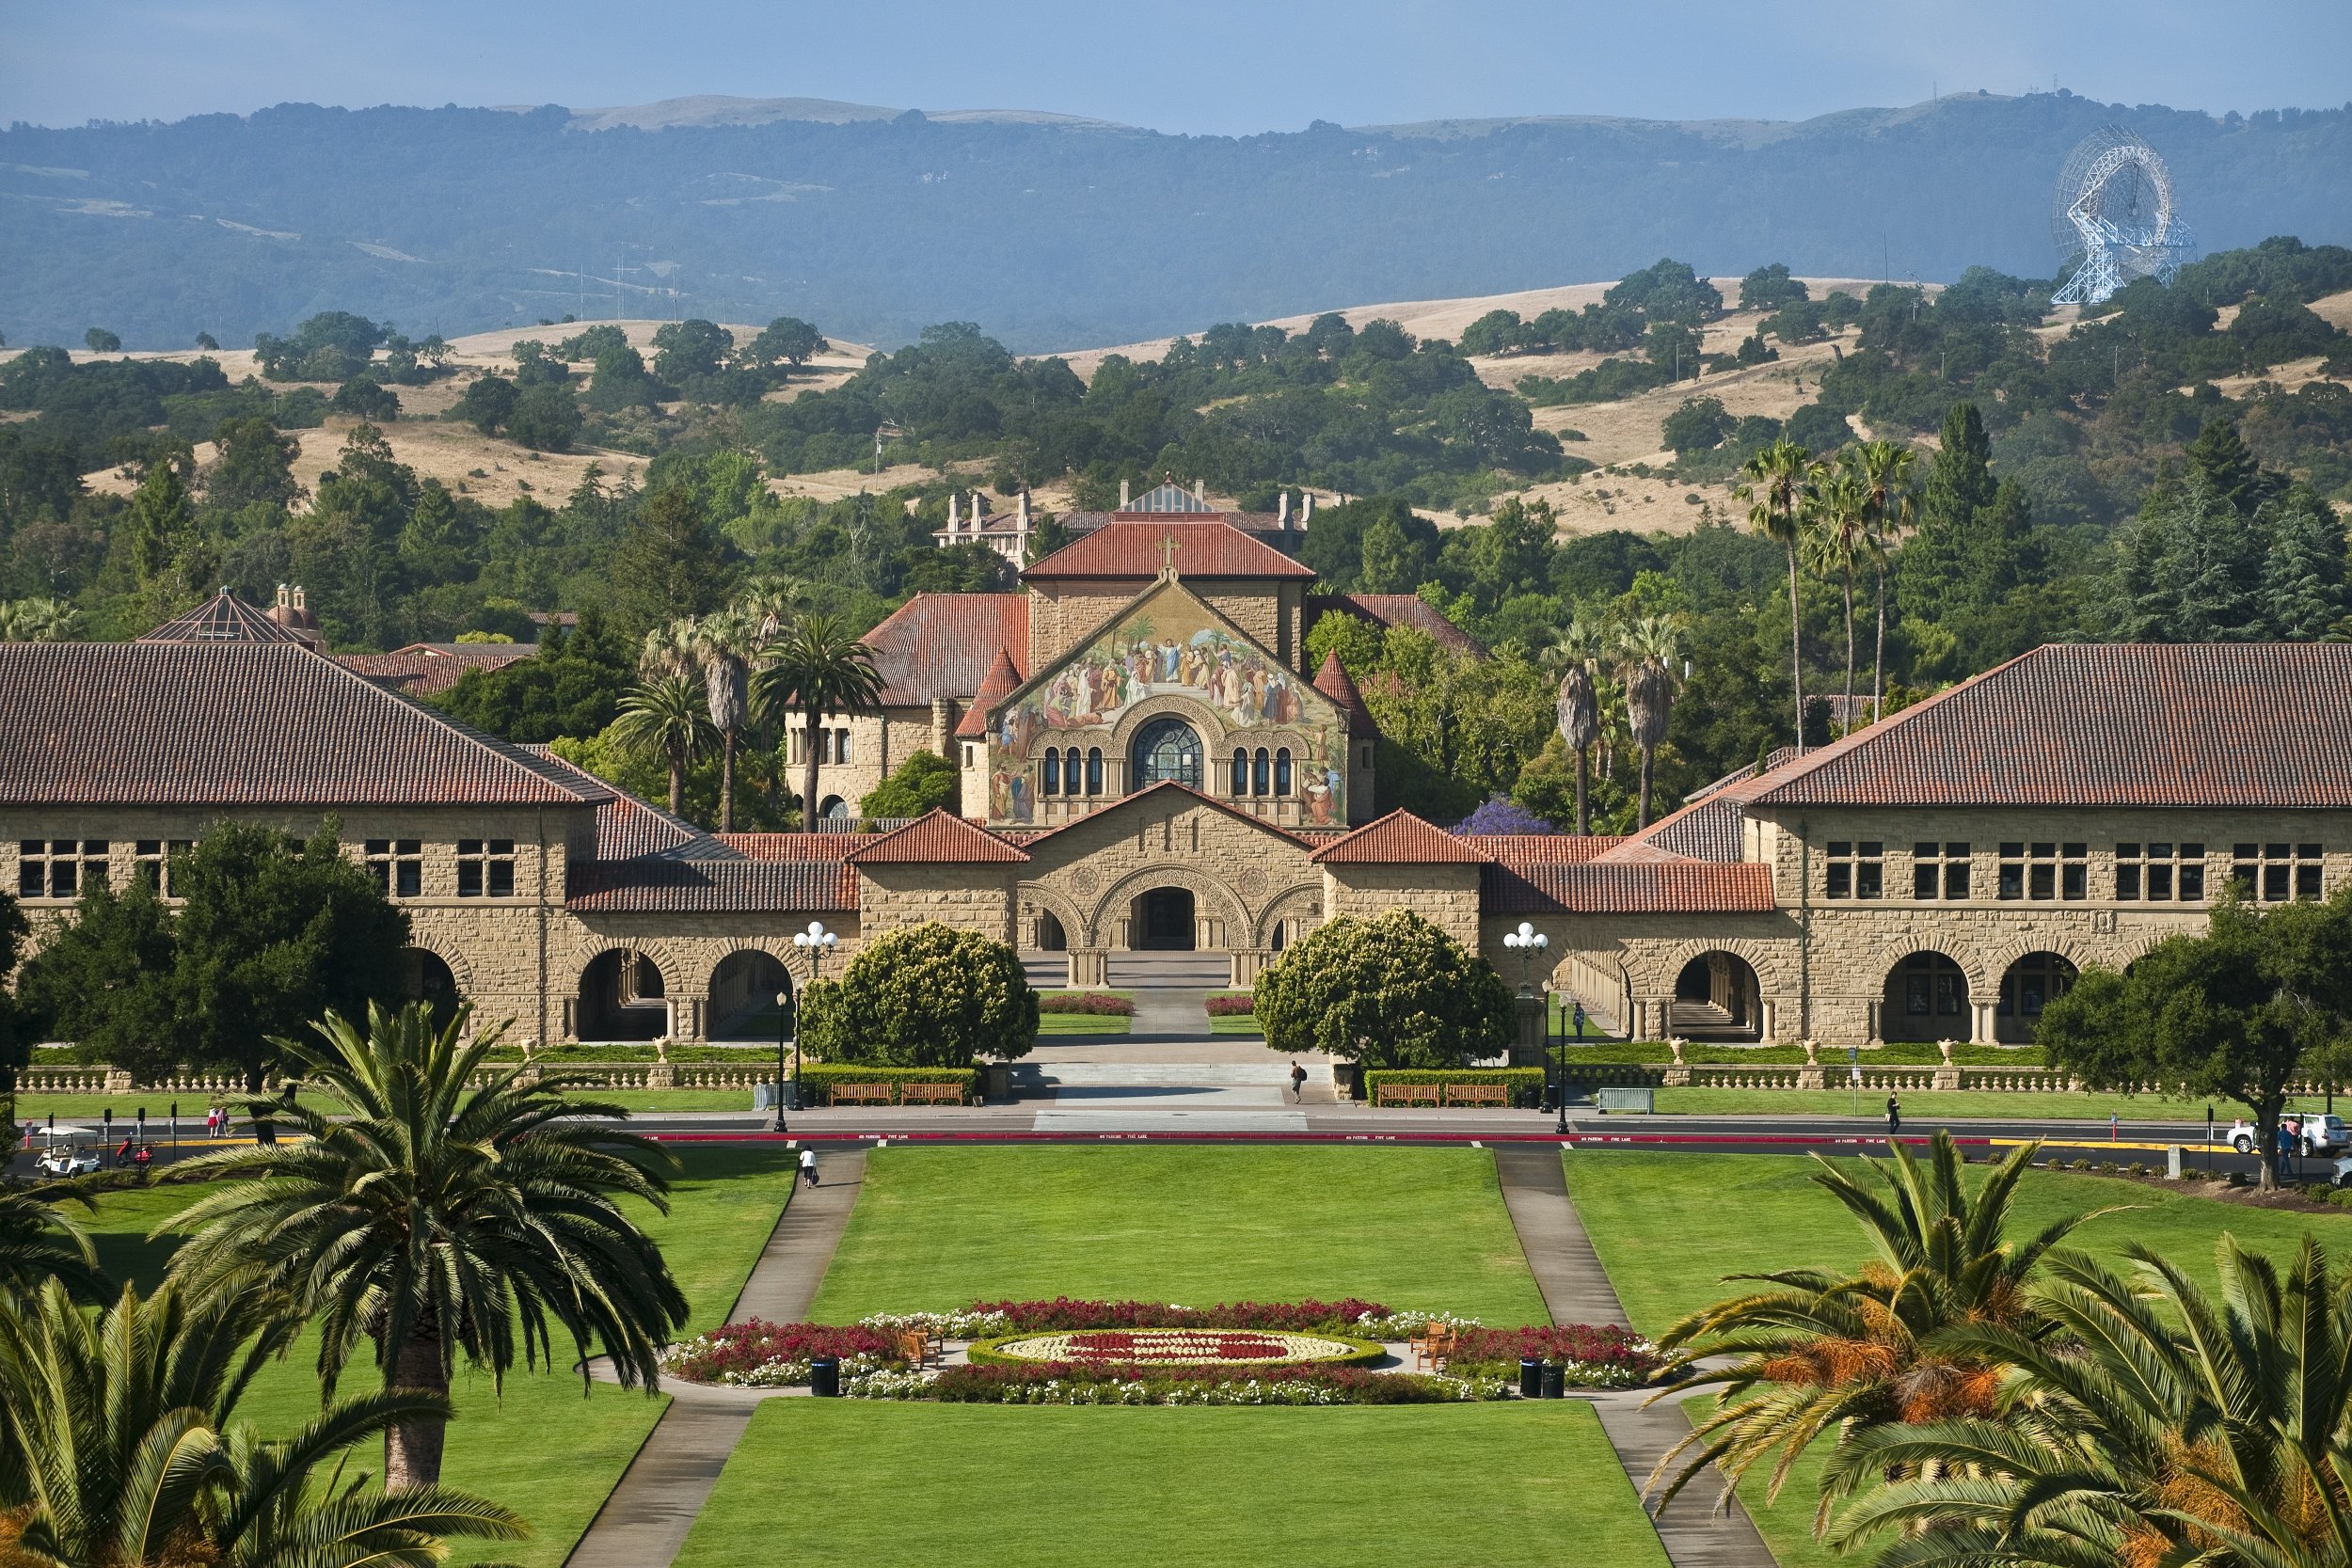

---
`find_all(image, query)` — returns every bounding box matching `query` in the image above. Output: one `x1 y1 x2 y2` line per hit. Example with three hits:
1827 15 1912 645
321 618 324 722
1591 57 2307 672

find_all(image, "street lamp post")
790 921 838 1126
771 987 792 1134
1502 921 1549 1118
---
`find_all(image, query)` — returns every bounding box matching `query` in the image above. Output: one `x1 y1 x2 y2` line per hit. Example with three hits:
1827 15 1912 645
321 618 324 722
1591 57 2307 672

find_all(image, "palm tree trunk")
1786 542 1805 754
666 747 684 816
801 704 822 831
1841 572 1856 738
1637 745 1655 829
1872 564 1888 722
1574 747 1590 836
720 727 739 832
384 1330 450 1492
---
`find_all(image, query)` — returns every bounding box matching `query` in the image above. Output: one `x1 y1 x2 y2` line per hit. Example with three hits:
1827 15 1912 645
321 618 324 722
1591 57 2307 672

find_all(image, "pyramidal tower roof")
954 645 1025 738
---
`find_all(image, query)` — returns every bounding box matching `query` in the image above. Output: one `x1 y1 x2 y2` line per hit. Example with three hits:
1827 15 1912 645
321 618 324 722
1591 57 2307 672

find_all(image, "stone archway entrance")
1881 951 1971 1043
708 950 793 1039
1132 887 1197 951
578 949 669 1041
1670 951 1762 1041
399 947 462 1030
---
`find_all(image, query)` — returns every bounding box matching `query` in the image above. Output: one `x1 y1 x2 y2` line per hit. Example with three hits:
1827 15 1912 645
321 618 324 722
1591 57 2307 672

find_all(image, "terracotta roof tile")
719 832 882 862
1484 861 1777 914
1748 642 2352 808
333 641 534 698
1022 520 1317 581
955 647 1025 739
1306 594 1485 657
567 859 858 913
1473 834 1629 863
1310 652 1378 738
0 642 608 807
1310 809 1493 864
523 747 730 860
1015 780 1317 851
866 594 1029 706
844 809 1031 864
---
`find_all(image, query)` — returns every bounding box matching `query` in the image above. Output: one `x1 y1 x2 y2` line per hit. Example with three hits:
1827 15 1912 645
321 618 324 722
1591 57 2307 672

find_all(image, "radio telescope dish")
2050 126 2196 306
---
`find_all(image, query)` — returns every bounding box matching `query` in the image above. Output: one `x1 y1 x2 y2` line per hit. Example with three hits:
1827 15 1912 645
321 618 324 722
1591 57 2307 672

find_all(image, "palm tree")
1738 436 1813 754
1820 1234 2352 1567
755 612 885 830
612 672 716 816
1617 615 1683 830
1802 459 1870 737
0 1276 524 1564
1544 617 1605 834
1647 1132 2105 1517
1851 440 1915 723
0 1181 103 1304
694 607 766 832
161 1002 689 1493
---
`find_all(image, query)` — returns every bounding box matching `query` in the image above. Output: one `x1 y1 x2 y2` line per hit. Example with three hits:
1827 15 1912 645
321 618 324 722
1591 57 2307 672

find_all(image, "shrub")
860 750 959 818
1253 909 1511 1069
1361 1069 1547 1107
923 1363 1508 1404
2070 1159 2092 1172
1035 992 1134 1016
798 921 1037 1067
662 1320 906 1386
1204 994 1255 1018
1450 1324 1661 1386
796 1066 975 1104
961 1297 1397 1334
963 1332 1388 1370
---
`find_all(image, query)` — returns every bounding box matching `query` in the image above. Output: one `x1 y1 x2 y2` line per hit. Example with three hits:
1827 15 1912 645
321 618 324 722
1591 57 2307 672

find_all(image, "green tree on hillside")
740 316 828 371
82 327 120 354
610 483 731 642
453 372 519 436
652 318 734 384
203 415 305 510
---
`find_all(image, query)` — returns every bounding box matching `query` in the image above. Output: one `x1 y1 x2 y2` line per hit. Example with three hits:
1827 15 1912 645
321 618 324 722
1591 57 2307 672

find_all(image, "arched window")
1132 718 1203 788
1042 748 1061 796
1232 748 1250 796
1252 748 1271 796
1086 748 1103 796
1275 748 1293 796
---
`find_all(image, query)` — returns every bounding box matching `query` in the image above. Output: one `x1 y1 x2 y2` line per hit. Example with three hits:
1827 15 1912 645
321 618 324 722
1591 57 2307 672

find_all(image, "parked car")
2226 1114 2349 1155
32 1134 101 1178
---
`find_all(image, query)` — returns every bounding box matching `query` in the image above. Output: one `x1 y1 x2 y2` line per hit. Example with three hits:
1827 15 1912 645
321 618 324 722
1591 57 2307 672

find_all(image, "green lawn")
1563 1148 2352 1336
1036 1012 1131 1036
78 1144 795 1567
1207 1015 1264 1035
809 1145 1549 1323
675 1400 1667 1568
1638 1086 2322 1121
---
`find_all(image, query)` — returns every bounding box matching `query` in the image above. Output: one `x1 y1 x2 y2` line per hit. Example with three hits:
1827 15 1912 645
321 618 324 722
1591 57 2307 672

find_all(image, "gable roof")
334 641 534 699
865 594 1029 706
1746 642 2352 809
1022 520 1317 581
1476 834 1629 863
1017 780 1316 853
139 589 306 644
0 641 609 807
1306 594 1486 657
955 647 1026 739
720 832 882 862
1310 809 1493 864
844 809 1031 864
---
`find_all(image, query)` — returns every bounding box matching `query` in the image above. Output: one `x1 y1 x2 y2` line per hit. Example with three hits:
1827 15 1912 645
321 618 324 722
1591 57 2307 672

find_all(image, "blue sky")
6 0 2348 133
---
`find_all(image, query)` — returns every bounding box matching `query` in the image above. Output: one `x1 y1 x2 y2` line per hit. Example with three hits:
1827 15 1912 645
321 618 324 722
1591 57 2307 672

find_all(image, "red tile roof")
1022 520 1317 581
1311 652 1377 738
0 642 609 807
866 594 1029 706
1485 861 1777 914
1310 809 1493 864
567 859 859 913
1306 594 1485 657
1474 834 1629 863
1015 780 1317 851
334 641 534 698
955 647 1025 739
719 832 882 861
844 809 1031 863
1746 642 2352 808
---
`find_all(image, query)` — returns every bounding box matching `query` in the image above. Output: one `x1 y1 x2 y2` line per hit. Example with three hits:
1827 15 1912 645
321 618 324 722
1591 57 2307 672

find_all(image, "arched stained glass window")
1132 718 1203 789
1086 748 1104 796
1252 748 1271 796
1232 748 1249 796
1275 748 1293 796
1042 748 1061 796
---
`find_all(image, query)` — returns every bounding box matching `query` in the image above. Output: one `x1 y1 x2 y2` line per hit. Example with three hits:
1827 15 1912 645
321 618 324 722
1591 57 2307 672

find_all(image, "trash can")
1518 1356 1544 1399
1540 1362 1566 1400
809 1356 841 1398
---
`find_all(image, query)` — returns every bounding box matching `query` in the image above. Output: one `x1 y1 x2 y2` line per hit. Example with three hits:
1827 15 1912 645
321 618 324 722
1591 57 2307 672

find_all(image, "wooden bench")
897 1328 943 1368
899 1082 966 1106
1410 1324 1457 1371
1442 1084 1510 1108
829 1082 893 1107
1375 1084 1441 1108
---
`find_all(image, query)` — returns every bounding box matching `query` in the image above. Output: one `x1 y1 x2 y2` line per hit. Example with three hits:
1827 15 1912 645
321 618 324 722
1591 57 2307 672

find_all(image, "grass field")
1207 1015 1264 1035
1639 1086 2326 1120
77 1144 795 1566
1036 1012 1131 1036
675 1400 1667 1568
809 1145 1549 1324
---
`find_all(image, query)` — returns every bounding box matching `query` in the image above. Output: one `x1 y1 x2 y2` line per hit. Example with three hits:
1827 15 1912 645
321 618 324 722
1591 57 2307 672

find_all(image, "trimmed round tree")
800 921 1038 1067
1253 908 1513 1069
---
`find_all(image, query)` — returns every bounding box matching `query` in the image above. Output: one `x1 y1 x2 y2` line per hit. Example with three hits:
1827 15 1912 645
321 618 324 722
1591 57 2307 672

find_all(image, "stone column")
1758 998 1779 1042
1230 949 1271 988
1970 1000 1994 1045
1068 949 1108 988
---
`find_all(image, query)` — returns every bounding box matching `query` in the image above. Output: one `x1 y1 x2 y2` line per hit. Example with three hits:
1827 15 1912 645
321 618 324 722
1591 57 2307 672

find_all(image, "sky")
5 0 2350 134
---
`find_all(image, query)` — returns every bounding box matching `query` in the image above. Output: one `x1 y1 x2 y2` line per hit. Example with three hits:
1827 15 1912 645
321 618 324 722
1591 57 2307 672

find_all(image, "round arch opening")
399 947 462 1030
1996 951 2076 1043
708 949 794 1039
1131 717 1203 789
1883 951 1969 1042
578 949 670 1041
1032 910 1069 951
1130 886 1197 951
1669 951 1762 1041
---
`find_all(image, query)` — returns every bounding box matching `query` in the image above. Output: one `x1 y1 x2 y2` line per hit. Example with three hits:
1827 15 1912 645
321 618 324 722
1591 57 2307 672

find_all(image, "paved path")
1492 1145 1776 1568
564 1148 865 1568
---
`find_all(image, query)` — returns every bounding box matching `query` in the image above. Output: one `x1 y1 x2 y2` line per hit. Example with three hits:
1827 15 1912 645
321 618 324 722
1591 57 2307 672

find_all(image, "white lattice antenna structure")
2051 127 2196 307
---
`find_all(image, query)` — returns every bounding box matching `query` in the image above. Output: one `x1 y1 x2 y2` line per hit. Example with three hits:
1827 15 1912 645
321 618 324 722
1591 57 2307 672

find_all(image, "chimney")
947 493 961 532
975 491 990 518
1278 492 1291 529
1018 489 1030 525
276 583 290 610
1192 478 1205 502
292 586 306 612
1302 492 1315 524
1119 478 1131 509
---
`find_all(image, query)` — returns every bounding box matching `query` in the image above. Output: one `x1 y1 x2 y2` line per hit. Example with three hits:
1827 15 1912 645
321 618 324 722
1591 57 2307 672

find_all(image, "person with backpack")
1289 1062 1308 1103
1885 1092 1901 1137
800 1146 818 1188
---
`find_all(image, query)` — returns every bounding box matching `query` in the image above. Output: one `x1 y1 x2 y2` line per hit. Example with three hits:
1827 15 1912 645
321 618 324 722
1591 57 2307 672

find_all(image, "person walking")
1289 1062 1308 1103
205 1105 220 1139
800 1146 818 1188
1885 1092 1901 1137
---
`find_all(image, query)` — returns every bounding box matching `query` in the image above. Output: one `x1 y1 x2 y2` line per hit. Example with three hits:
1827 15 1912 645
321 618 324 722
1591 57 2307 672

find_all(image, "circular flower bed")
980 1328 1376 1366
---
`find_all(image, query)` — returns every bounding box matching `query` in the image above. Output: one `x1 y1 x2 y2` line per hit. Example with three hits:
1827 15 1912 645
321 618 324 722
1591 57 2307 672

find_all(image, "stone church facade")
6 555 2348 1052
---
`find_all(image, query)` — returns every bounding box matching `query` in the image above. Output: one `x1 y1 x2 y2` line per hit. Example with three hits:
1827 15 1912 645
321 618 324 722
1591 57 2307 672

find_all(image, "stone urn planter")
647 1037 677 1089
1933 1038 1963 1090
1661 1037 1692 1087
1796 1037 1826 1090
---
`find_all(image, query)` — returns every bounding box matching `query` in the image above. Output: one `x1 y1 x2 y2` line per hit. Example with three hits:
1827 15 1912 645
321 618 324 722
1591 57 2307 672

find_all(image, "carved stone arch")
1252 880 1327 948
1863 932 1996 994
1089 862 1250 950
580 938 685 998
1626 934 1789 997
1107 692 1230 751
1981 931 2106 983
1017 879 1093 950
401 938 475 995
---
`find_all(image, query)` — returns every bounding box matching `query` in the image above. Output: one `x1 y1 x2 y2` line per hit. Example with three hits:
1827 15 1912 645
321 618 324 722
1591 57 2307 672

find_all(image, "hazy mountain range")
3 89 2347 352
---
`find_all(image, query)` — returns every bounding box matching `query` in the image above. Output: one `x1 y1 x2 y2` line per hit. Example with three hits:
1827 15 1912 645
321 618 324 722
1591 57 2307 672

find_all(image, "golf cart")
32 1133 101 1178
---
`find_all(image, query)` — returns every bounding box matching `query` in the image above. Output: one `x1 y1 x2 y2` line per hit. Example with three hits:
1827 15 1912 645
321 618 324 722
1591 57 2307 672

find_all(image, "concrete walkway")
564 1148 866 1568
1492 1145 1775 1568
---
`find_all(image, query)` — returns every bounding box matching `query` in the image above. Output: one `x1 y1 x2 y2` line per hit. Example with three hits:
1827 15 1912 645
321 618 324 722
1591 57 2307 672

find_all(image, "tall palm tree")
1544 617 1605 834
0 1277 523 1564
612 672 716 816
1802 459 1870 737
1851 440 1915 723
1820 1234 2352 1567
1617 615 1683 830
755 612 886 829
0 1180 104 1305
1646 1133 2103 1517
161 1002 689 1493
694 607 766 832
1738 436 1813 755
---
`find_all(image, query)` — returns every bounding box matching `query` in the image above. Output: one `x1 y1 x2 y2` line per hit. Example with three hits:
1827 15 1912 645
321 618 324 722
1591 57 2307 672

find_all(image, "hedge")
796 1065 977 1105
1036 992 1135 1016
963 1332 1388 1370
1552 1042 2046 1067
1359 1069 1547 1107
